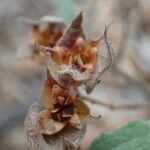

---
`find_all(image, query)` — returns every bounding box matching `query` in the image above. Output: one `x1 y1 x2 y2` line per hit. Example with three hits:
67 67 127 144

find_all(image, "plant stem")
79 94 150 110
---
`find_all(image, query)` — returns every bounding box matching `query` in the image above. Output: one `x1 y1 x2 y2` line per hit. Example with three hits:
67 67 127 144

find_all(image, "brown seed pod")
39 12 102 88
17 16 66 62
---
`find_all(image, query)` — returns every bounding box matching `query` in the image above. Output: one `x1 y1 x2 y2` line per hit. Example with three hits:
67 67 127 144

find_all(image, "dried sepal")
75 98 90 120
41 69 57 108
84 26 115 94
24 103 42 150
57 11 83 49
39 109 67 135
69 113 81 129
43 122 87 150
35 43 61 65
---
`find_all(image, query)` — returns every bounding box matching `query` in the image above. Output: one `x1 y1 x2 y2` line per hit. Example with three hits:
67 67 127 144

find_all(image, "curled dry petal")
24 103 42 150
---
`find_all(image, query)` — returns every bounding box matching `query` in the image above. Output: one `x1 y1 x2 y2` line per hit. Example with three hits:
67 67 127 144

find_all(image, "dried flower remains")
24 12 114 150
17 16 66 62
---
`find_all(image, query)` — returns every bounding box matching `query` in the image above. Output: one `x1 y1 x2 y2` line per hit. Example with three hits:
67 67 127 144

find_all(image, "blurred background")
0 0 150 149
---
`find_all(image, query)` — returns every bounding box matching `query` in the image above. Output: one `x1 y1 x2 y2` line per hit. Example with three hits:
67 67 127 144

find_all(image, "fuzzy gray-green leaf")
89 120 150 150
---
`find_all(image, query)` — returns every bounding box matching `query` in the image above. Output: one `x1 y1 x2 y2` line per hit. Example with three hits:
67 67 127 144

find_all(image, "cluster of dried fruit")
24 12 114 150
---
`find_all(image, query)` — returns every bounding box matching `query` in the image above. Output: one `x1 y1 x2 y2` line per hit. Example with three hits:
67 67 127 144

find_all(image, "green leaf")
89 120 150 150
